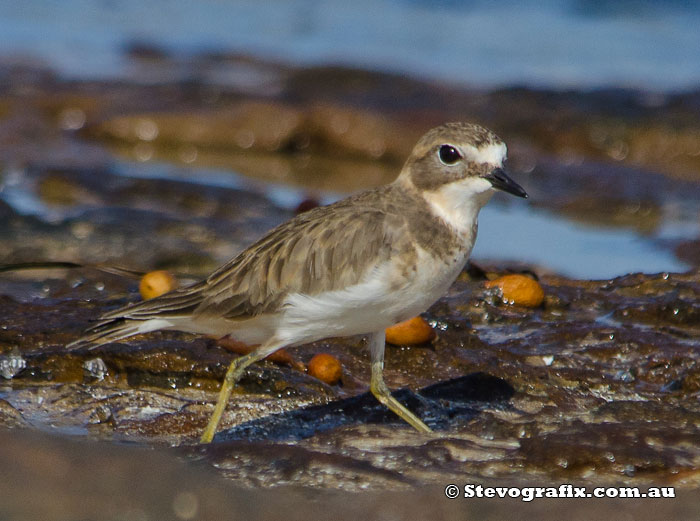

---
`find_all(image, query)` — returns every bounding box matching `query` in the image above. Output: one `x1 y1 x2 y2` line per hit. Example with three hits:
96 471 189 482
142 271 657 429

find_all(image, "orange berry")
485 274 544 308
308 353 342 385
139 270 178 300
385 316 436 345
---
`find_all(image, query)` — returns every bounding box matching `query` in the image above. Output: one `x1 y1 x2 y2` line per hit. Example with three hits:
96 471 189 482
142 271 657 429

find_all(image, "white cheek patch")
463 142 507 166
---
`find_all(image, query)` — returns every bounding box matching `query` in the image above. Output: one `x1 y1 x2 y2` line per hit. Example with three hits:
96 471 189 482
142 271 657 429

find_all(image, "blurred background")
1 4 700 518
0 0 699 278
2 0 700 89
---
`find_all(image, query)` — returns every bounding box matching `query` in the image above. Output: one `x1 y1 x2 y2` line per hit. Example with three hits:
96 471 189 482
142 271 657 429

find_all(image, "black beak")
484 168 528 198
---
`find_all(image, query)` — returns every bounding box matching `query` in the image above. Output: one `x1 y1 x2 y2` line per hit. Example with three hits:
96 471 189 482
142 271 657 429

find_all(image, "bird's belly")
387 249 467 321
277 247 469 345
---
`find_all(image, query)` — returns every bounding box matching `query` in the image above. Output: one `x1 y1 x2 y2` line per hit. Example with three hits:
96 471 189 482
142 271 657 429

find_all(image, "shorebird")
68 122 527 442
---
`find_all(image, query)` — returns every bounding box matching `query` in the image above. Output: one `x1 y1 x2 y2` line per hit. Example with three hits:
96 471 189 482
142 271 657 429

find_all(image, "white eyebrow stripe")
461 142 507 166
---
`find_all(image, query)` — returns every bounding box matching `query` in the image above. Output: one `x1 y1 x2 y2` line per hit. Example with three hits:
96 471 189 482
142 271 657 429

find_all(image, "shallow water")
2 0 700 90
0 156 691 279
474 203 692 279
116 161 695 279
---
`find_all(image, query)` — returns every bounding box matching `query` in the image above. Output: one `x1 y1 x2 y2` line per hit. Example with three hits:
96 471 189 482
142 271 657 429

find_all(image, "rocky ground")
0 54 698 517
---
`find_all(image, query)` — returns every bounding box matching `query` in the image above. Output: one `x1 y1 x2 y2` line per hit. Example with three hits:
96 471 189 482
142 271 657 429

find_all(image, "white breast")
275 244 471 346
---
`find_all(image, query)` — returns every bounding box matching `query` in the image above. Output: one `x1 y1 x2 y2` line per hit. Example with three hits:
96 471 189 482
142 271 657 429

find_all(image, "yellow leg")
368 331 432 433
200 339 284 443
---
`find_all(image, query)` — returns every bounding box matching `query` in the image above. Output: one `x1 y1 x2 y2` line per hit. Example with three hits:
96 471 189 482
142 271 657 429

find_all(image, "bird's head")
398 122 527 204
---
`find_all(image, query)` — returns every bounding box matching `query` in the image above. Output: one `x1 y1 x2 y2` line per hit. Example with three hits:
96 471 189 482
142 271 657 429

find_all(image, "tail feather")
67 319 140 351
100 285 205 320
67 284 206 351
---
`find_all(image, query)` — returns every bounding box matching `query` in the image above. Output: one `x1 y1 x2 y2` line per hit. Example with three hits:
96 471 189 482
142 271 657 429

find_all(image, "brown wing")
95 183 456 325
96 187 410 323
194 191 410 319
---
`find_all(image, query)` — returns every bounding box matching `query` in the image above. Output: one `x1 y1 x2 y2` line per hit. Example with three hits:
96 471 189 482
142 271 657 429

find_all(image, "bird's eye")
438 145 461 165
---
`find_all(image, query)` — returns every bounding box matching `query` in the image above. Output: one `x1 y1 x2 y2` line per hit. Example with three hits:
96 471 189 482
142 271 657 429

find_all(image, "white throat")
422 141 506 234
422 177 494 235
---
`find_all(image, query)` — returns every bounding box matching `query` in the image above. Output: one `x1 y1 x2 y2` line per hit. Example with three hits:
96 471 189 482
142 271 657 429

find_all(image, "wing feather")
195 201 401 319
85 185 423 326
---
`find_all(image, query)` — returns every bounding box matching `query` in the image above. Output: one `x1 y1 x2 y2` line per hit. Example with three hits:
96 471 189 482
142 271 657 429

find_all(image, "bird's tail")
65 317 174 351
66 282 206 351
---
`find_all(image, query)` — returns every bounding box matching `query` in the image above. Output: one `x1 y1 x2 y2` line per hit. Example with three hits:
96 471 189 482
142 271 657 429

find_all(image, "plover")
68 122 527 442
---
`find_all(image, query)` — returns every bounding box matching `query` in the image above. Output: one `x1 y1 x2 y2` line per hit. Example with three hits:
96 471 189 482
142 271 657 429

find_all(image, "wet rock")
305 104 421 162
421 372 515 403
37 173 93 206
201 437 417 489
6 254 697 490
1 59 700 493
123 41 171 61
83 357 108 381
89 101 304 153
675 238 700 266
0 347 26 379
8 429 695 521
213 373 512 443
3 59 700 241
0 165 291 271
